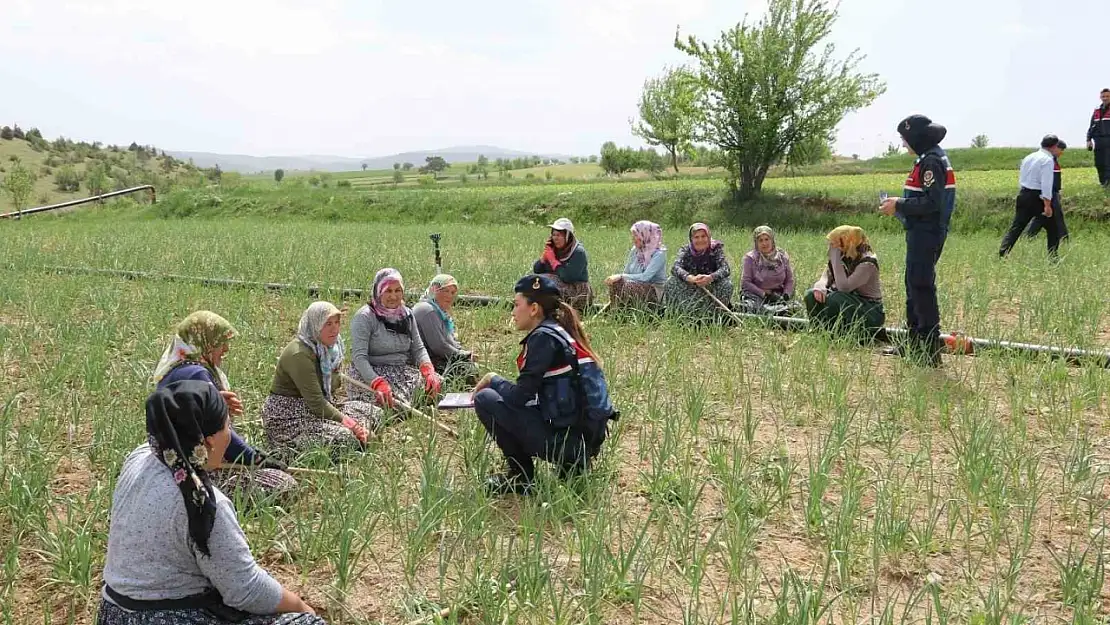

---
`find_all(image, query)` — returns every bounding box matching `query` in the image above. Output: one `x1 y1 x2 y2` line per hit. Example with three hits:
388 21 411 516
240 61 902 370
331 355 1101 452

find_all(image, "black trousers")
1096 146 1110 187
904 224 942 350
1000 189 1059 257
474 388 553 480
1024 193 1068 242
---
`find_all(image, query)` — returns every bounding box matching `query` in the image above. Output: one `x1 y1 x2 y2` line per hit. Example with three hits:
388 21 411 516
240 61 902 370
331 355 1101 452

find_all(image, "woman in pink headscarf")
604 220 667 310
348 268 443 409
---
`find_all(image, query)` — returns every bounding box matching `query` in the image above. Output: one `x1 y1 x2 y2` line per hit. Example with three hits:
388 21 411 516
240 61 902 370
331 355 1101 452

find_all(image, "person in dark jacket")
472 274 614 496
879 115 955 367
532 217 593 311
152 311 296 500
1024 140 1069 243
1001 135 1067 258
1087 88 1110 187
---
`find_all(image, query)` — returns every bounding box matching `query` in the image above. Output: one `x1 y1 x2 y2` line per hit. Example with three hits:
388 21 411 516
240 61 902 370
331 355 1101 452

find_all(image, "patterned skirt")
542 274 594 312
97 599 325 625
261 394 380 459
662 277 734 322
346 363 422 406
608 278 661 310
209 466 297 503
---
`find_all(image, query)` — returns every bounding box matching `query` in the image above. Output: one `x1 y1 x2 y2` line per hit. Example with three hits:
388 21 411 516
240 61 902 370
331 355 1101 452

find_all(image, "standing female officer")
472 274 616 496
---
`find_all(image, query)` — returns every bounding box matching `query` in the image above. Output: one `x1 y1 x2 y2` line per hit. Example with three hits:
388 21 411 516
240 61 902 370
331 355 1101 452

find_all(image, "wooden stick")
341 373 459 438
590 301 611 321
220 463 338 477
699 285 747 325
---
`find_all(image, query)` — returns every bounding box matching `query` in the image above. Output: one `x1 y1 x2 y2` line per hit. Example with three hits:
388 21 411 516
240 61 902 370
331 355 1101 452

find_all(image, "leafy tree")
0 127 12 140
599 142 638 177
420 156 449 179
632 66 700 173
12 125 25 140
393 162 401 170
588 155 598 163
86 162 111 196
569 157 580 164
274 168 285 183
882 142 901 158
361 163 368 171
392 169 404 185
476 154 489 180
25 127 42 141
676 0 885 198
1 161 36 214
55 165 81 192
459 172 469 184
786 135 834 167
402 162 414 171
971 134 989 149
639 148 666 174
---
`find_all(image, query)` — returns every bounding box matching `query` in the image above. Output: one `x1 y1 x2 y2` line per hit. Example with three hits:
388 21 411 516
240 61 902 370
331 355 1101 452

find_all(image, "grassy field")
149 166 1110 235
2 217 1110 624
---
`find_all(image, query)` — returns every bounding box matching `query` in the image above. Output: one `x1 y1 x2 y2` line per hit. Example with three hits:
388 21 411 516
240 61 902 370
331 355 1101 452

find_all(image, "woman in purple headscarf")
604 220 667 310
661 222 733 321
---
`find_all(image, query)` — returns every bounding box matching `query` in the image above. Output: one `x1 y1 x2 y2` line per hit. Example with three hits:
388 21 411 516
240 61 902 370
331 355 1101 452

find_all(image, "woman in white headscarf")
261 301 380 459
412 274 479 385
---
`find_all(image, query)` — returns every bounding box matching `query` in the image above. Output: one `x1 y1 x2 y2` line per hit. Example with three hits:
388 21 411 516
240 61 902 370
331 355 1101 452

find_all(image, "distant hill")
168 145 574 173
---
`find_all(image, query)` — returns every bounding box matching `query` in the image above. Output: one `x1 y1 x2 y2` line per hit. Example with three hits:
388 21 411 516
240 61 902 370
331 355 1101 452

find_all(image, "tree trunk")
669 146 679 174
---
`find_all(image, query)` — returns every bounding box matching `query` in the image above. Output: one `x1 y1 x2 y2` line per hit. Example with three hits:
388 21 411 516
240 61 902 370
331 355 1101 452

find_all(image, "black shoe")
485 473 533 496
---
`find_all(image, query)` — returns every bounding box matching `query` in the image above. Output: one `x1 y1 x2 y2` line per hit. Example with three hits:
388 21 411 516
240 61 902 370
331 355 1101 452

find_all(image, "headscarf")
371 268 409 322
145 380 227 557
752 225 787 270
688 223 721 257
422 273 459 338
630 220 664 268
296 301 344 401
152 311 237 390
547 230 579 263
825 225 872 260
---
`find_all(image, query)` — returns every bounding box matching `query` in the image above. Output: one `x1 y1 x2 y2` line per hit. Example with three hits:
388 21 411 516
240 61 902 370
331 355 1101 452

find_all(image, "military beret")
514 274 560 297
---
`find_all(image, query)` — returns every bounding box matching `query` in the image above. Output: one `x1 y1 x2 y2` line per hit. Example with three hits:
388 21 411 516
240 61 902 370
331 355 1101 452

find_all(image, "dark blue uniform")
475 318 596 483
894 115 954 365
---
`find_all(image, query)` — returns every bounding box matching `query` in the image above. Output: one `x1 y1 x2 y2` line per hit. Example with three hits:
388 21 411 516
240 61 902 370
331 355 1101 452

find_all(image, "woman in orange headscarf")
803 225 886 338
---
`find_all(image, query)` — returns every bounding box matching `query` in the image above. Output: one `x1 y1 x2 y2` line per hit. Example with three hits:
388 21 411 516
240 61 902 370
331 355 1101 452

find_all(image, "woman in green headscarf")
412 274 479 385
152 311 297 501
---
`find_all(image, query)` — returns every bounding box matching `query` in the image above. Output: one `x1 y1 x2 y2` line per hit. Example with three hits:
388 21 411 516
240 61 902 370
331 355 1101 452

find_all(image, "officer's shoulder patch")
923 170 935 187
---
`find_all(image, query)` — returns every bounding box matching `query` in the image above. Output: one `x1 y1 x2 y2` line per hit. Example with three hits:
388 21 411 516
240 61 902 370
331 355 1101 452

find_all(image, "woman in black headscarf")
98 381 324 625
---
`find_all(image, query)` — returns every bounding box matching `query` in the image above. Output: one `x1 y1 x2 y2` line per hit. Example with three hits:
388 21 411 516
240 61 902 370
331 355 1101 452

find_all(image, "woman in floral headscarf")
739 226 800 315
804 225 886 338
98 381 323 625
153 311 296 500
347 268 443 409
605 220 667 310
262 302 380 459
412 274 479 385
662 222 733 322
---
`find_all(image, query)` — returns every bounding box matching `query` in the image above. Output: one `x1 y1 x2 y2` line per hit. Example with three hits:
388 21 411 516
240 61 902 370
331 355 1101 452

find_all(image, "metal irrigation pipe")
29 264 1110 368
0 185 156 220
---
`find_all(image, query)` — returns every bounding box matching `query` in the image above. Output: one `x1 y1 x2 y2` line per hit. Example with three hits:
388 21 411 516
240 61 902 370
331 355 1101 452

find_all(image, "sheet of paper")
437 392 475 410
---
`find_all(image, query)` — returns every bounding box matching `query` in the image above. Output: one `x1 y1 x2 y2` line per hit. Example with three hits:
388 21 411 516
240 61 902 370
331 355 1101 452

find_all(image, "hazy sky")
0 0 1098 159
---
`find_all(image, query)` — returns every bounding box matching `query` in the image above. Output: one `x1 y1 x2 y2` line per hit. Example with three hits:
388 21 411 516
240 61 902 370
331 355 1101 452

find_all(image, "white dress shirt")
1018 149 1055 201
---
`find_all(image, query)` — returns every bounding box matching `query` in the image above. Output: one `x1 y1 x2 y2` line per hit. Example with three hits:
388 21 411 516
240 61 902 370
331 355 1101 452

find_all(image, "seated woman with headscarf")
662 222 733 321
804 225 886 338
532 217 593 311
412 274 479 385
262 301 379 458
348 268 443 409
605 220 667 310
98 381 323 625
153 311 296 500
740 226 800 315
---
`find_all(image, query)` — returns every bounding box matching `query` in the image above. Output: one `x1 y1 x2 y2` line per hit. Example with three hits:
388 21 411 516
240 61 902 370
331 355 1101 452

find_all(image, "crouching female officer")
472 274 617 496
